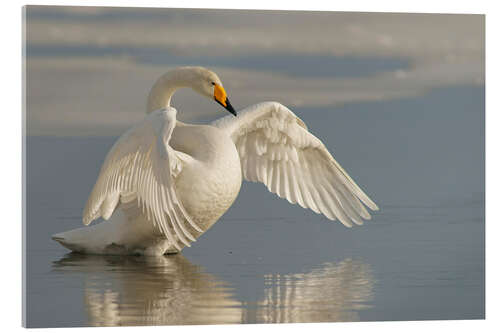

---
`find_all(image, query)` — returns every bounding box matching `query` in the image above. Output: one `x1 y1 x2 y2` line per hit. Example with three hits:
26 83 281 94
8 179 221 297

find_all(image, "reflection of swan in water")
245 259 374 323
53 255 373 326
53 254 242 326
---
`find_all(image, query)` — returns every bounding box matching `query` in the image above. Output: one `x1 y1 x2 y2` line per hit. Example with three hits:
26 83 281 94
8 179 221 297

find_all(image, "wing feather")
212 101 378 227
83 108 200 249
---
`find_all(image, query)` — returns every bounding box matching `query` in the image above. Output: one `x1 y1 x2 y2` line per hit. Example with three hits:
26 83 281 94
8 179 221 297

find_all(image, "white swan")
52 66 378 256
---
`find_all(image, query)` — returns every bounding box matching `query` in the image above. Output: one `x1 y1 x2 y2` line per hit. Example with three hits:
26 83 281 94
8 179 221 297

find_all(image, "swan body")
53 67 378 256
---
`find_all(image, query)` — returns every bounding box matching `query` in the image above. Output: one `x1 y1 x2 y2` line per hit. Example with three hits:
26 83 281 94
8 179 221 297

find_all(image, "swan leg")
135 238 174 256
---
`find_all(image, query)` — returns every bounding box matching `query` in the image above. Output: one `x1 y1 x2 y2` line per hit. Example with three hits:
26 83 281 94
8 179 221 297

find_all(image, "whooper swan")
52 66 378 256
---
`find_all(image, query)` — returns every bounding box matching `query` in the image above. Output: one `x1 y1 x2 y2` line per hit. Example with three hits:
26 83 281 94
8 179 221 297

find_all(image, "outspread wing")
83 108 202 250
212 102 378 227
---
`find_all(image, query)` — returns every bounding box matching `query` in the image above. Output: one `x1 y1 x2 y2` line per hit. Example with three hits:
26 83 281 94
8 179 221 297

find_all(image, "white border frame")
6 1 497 332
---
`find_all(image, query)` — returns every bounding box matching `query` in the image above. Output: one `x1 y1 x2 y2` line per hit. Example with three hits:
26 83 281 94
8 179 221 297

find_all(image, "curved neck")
146 68 193 113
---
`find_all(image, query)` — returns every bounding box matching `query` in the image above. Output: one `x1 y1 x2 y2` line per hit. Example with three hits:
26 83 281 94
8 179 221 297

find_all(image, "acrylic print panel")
23 5 485 327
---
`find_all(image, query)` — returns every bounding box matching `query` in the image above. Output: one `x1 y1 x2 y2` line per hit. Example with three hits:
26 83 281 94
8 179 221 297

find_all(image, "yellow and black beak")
214 84 237 116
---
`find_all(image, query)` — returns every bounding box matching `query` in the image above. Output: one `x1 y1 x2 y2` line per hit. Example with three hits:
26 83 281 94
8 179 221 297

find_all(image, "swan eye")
211 82 215 86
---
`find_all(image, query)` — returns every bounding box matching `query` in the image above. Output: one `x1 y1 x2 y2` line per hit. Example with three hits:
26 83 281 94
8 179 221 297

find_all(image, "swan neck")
146 69 191 113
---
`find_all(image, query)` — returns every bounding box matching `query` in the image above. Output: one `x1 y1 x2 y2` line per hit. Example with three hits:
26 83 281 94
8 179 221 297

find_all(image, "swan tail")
51 223 122 255
52 209 178 256
52 227 98 254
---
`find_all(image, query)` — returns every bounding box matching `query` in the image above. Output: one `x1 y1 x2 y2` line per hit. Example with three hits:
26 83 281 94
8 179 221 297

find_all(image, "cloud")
24 7 484 136
26 8 484 61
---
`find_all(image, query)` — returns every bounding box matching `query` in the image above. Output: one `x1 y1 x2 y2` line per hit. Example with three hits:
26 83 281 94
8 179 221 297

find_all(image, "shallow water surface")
49 254 373 325
25 86 484 327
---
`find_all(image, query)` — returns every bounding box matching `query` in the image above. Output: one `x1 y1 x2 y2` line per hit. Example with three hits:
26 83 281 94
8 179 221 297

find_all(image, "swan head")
187 67 237 117
147 66 237 116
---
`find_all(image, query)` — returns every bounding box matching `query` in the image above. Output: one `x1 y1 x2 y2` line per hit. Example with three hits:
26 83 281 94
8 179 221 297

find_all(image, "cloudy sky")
24 6 484 136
